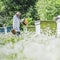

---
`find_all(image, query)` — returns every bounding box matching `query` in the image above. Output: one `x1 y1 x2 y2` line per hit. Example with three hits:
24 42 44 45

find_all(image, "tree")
0 0 37 26
35 0 59 21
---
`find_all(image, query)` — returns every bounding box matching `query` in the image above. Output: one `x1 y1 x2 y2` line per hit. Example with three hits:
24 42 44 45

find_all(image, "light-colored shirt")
13 15 20 31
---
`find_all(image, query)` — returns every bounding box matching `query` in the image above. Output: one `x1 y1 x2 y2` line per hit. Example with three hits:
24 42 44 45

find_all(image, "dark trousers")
16 31 20 36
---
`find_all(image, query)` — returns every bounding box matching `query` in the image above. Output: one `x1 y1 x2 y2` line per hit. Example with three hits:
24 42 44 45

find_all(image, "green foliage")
27 17 34 25
0 0 60 25
0 0 37 26
35 0 60 20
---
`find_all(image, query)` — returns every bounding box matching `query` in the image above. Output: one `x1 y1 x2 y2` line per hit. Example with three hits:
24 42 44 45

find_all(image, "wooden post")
3 24 7 34
24 25 27 33
35 21 40 34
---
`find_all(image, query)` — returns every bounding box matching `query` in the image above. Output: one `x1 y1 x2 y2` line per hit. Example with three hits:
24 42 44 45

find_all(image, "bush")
26 17 34 25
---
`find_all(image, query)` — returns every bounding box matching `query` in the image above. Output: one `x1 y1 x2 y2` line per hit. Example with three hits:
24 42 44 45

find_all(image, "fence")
0 27 12 33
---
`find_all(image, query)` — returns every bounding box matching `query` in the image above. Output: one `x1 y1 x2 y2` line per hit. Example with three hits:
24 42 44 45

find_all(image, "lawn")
0 21 59 60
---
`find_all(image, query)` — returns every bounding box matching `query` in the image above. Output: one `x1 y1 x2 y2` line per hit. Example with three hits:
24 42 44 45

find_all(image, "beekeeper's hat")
16 12 21 15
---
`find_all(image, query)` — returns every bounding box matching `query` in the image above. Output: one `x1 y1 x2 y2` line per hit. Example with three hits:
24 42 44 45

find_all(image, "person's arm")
20 19 24 23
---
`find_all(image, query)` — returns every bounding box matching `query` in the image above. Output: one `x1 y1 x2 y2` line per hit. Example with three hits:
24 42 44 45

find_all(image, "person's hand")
21 19 24 22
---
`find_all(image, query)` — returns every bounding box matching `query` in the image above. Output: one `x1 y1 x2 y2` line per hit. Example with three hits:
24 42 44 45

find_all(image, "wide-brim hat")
16 12 21 15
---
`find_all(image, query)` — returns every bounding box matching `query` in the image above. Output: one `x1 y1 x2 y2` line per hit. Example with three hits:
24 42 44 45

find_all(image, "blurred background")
0 0 60 32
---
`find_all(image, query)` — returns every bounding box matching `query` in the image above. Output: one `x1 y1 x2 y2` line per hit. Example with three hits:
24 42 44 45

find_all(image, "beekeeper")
56 15 60 36
13 12 21 36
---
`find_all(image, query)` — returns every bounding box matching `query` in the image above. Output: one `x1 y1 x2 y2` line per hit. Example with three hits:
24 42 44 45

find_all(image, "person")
13 12 21 36
56 15 60 36
56 15 60 21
